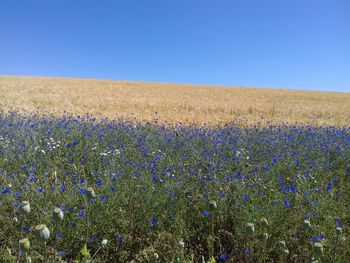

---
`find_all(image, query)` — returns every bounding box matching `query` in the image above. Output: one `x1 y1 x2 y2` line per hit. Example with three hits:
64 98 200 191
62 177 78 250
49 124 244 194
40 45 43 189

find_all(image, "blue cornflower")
91 235 98 242
310 236 317 244
60 186 66 193
244 248 251 255
58 251 65 257
264 165 270 171
37 187 44 193
115 234 124 245
337 223 344 228
149 217 157 228
110 186 116 192
77 210 85 218
56 232 63 238
243 194 250 202
203 210 210 218
96 179 102 187
23 226 30 232
2 188 10 194
219 252 229 261
284 200 292 208
318 233 325 240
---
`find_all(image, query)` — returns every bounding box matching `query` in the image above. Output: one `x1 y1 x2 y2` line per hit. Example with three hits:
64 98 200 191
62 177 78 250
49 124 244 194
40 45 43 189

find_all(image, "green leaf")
80 245 90 259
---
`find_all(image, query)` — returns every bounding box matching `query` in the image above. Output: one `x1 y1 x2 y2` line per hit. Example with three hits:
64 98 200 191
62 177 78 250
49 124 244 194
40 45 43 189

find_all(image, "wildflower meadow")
0 111 349 262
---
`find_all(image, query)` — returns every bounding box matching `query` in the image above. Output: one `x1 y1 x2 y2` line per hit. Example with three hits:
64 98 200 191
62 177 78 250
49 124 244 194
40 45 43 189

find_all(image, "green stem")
90 246 101 262
15 218 24 263
44 242 47 262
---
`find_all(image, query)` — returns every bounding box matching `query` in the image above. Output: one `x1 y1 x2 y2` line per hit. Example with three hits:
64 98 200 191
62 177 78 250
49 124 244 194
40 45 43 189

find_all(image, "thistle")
34 224 50 242
246 223 255 236
18 201 31 216
52 207 64 222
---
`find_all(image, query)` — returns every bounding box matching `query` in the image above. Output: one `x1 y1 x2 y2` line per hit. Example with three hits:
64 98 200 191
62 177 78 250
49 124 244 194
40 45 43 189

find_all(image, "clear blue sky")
1 0 349 92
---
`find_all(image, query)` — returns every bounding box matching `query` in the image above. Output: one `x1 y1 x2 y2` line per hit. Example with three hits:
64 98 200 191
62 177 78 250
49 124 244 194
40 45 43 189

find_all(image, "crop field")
0 77 349 262
1 76 350 126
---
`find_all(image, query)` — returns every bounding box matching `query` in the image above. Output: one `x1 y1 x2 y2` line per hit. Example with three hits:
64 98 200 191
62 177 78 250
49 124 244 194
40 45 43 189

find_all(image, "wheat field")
0 76 349 126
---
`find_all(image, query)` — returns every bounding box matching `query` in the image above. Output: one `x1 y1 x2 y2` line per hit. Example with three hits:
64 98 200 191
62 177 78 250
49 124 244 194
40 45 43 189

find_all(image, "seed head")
262 232 269 242
303 219 311 229
260 217 268 228
336 227 342 236
277 241 286 249
313 243 324 258
246 223 255 236
86 187 96 199
19 201 31 216
34 224 50 242
101 239 108 247
52 207 64 222
209 200 217 209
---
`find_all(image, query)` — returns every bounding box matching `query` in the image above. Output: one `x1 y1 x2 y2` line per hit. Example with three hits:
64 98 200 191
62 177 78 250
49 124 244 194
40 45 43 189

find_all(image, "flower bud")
245 223 255 236
101 239 108 247
283 249 289 256
178 240 185 249
19 238 30 252
209 200 217 209
34 224 50 242
303 220 311 229
260 217 268 228
313 243 324 258
262 232 269 242
336 227 342 236
52 207 64 222
19 201 31 215
86 187 96 199
277 241 286 249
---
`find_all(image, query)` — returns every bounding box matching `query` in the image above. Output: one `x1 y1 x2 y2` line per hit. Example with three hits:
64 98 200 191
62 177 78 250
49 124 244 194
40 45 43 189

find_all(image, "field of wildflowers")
0 110 349 262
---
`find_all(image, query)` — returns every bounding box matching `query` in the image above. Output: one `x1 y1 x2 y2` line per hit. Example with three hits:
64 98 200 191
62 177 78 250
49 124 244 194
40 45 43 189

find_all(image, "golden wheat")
0 76 349 126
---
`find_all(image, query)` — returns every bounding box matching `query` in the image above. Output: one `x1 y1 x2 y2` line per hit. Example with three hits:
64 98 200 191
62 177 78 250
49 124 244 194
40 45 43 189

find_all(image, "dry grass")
1 76 349 126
